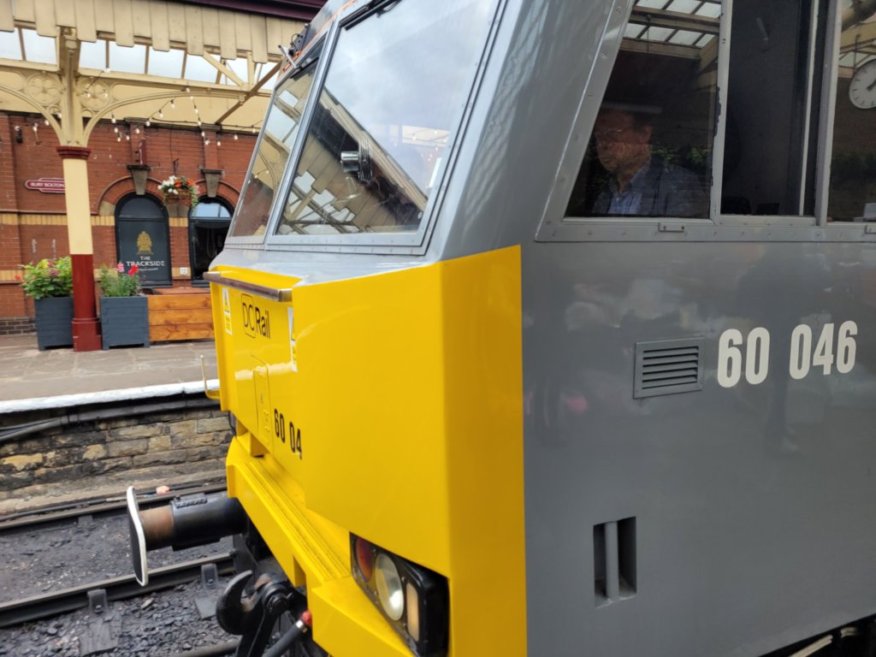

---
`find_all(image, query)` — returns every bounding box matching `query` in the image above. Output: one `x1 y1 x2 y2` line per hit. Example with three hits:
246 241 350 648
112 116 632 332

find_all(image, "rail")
0 552 235 628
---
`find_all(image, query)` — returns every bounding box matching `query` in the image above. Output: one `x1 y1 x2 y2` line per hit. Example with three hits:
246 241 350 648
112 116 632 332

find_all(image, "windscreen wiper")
346 0 402 29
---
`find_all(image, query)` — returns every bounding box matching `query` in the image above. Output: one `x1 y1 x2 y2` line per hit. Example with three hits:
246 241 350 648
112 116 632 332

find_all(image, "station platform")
0 334 225 514
0 334 219 412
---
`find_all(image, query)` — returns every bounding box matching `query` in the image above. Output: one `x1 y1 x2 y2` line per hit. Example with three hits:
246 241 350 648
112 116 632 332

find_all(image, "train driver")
590 105 708 218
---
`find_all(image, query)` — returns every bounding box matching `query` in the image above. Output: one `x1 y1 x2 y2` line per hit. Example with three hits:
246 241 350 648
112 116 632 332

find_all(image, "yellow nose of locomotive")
206 247 526 657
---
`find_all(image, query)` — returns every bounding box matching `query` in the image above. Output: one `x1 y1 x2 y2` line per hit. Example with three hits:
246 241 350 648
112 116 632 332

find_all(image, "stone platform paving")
0 334 218 404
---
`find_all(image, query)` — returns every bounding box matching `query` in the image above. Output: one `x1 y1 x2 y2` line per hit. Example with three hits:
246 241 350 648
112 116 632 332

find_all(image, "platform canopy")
615 0 876 88
0 0 323 145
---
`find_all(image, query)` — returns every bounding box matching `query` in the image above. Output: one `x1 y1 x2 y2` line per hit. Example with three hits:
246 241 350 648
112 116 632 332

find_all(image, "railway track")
0 480 234 633
0 552 235 628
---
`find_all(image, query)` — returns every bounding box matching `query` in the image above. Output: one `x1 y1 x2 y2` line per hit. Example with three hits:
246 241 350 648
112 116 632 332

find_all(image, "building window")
189 199 232 283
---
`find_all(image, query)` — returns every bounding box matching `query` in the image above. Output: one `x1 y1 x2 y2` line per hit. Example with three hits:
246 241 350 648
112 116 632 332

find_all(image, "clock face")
850 60 876 109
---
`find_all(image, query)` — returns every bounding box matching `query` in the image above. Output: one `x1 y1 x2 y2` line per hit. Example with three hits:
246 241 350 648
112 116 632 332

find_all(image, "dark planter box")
100 296 150 349
34 296 73 350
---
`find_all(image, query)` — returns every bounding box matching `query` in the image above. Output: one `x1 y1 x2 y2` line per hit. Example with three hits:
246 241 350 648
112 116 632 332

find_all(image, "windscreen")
274 0 497 238
229 57 319 238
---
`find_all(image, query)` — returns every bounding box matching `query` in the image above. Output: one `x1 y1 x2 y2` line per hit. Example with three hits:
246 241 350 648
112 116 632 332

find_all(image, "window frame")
224 0 504 256
225 38 330 246
538 0 873 244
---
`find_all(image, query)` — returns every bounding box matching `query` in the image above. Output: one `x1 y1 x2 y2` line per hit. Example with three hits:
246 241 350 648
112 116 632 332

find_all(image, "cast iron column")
57 145 101 351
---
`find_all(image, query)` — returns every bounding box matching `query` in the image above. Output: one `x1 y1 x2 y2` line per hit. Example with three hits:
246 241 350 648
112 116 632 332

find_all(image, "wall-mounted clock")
849 59 876 109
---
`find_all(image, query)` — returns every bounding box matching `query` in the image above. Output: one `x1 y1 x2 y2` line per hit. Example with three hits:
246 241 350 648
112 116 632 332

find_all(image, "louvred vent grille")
634 339 703 398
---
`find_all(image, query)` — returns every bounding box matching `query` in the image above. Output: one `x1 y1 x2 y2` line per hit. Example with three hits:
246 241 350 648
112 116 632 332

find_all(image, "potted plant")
20 256 74 350
159 175 200 217
98 262 150 349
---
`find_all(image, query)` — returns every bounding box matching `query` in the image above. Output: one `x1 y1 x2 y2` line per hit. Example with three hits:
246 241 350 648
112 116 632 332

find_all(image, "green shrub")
99 263 141 297
20 257 73 300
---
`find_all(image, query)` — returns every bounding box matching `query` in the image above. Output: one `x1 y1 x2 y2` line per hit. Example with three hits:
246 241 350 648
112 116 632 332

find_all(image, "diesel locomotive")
128 0 876 655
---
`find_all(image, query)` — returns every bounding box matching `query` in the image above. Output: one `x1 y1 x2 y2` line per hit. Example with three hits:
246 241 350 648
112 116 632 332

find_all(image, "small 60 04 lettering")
717 321 858 388
273 408 302 459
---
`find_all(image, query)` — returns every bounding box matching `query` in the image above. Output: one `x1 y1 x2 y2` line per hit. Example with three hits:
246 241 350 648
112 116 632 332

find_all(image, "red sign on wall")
24 178 65 194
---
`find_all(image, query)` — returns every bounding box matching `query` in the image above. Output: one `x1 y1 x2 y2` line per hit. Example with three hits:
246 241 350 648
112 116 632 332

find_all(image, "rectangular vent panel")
594 517 637 606
634 338 703 398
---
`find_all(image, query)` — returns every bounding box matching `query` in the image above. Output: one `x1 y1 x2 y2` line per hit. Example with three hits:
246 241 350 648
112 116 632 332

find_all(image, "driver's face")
594 110 651 175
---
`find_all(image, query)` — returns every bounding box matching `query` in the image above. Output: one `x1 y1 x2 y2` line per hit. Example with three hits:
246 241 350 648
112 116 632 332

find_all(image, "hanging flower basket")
159 175 200 216
168 190 192 206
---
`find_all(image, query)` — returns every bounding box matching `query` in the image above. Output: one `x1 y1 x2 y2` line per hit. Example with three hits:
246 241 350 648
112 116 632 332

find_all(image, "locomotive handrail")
203 271 294 302
200 354 220 401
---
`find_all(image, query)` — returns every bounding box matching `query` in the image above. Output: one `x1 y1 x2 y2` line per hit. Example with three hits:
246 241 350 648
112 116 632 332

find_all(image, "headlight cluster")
351 535 449 657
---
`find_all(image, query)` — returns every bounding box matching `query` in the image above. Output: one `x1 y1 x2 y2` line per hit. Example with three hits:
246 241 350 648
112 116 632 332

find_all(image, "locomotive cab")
201 1 525 655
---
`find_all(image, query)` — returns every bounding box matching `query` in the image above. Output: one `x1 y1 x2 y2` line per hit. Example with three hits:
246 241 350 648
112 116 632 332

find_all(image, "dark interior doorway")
189 199 232 284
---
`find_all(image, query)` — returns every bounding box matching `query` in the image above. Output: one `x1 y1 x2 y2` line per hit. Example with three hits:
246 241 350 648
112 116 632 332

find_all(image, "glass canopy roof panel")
667 0 704 12
0 30 22 61
639 26 676 42
669 29 703 46
625 23 647 40
226 58 249 83
21 29 56 64
185 55 220 83
109 42 147 74
627 0 721 54
148 47 184 78
79 40 106 70
78 40 263 89
635 0 671 9
695 3 722 19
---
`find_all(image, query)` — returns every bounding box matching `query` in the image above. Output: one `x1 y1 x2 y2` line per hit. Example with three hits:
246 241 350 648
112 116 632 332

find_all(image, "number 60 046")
717 321 857 388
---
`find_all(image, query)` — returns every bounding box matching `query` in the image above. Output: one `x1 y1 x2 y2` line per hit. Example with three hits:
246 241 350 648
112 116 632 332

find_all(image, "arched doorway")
188 198 232 284
115 195 172 287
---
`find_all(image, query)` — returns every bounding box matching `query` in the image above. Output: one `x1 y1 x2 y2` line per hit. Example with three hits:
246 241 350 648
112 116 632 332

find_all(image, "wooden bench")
147 288 214 342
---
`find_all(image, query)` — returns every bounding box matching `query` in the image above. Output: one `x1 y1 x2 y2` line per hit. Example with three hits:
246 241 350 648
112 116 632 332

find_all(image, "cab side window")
829 1 876 222
566 1 720 219
721 0 828 216
566 0 833 221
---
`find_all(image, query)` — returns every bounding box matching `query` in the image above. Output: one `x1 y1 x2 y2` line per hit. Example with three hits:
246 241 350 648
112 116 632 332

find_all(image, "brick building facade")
0 111 257 332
